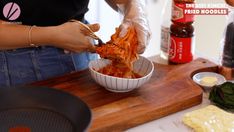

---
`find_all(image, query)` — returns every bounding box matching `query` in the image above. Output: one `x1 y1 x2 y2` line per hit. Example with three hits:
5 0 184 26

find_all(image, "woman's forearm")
0 20 100 52
0 20 56 50
105 0 129 11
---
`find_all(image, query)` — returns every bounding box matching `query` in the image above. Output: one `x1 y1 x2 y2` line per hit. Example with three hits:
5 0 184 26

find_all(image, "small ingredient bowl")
192 72 226 89
88 56 154 92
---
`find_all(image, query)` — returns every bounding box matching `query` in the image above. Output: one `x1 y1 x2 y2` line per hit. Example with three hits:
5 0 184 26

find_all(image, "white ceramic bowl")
88 56 154 92
192 72 226 89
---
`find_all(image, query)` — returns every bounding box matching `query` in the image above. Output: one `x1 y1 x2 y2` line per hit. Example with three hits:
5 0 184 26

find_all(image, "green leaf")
220 82 234 95
209 82 234 111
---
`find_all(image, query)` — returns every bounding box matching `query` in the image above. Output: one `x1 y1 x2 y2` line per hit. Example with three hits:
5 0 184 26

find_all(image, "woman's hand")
119 19 151 54
119 0 151 54
106 0 151 54
52 21 100 53
225 0 234 6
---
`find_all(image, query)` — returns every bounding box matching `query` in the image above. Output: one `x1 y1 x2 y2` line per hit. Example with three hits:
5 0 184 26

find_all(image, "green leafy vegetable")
209 82 234 111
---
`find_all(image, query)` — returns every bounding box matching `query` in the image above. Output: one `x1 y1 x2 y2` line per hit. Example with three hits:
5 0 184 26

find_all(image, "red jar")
169 23 194 64
169 0 195 64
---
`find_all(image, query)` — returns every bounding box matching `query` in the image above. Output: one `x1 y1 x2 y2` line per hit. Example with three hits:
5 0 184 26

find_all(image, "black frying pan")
0 86 91 132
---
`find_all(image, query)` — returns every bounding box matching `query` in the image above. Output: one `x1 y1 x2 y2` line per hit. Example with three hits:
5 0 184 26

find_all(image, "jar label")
172 3 194 23
160 26 170 53
169 36 193 63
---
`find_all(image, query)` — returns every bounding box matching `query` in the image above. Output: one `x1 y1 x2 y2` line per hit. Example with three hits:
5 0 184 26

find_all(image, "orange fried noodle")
96 27 140 78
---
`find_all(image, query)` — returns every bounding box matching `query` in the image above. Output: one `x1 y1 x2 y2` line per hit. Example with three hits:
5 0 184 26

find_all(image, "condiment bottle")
219 4 234 80
169 0 195 64
172 0 195 25
160 0 172 60
219 22 234 80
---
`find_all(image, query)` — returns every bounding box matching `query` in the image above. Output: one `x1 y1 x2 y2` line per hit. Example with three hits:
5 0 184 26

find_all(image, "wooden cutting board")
32 58 218 132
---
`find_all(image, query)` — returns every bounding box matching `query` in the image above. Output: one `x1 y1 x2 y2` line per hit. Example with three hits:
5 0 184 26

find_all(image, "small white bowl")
192 72 226 89
88 56 154 92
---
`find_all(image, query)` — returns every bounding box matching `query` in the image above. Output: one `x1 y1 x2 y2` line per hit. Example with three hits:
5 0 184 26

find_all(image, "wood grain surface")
32 58 218 132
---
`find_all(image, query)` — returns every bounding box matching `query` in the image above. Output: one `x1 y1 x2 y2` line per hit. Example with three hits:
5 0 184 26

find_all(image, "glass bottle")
169 0 195 64
160 0 172 60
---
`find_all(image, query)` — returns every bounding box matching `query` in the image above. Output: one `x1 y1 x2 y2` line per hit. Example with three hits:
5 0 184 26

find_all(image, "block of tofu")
183 105 234 132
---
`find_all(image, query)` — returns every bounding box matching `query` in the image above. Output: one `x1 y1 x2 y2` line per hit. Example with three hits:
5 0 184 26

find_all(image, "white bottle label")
160 26 170 53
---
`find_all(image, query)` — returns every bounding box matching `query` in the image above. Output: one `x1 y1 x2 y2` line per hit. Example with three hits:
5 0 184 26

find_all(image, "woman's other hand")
105 0 151 54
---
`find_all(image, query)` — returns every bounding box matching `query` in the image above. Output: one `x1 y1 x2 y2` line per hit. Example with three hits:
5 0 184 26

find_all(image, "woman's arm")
0 20 100 52
0 20 55 49
105 0 126 11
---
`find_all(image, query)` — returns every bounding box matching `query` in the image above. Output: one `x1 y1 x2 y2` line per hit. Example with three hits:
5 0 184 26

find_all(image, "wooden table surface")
32 58 218 132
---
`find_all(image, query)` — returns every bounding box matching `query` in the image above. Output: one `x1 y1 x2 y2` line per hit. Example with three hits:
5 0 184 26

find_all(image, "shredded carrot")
96 26 140 78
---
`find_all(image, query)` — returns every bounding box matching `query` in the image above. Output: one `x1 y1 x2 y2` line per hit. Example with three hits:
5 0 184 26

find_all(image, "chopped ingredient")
200 76 218 87
96 26 140 78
